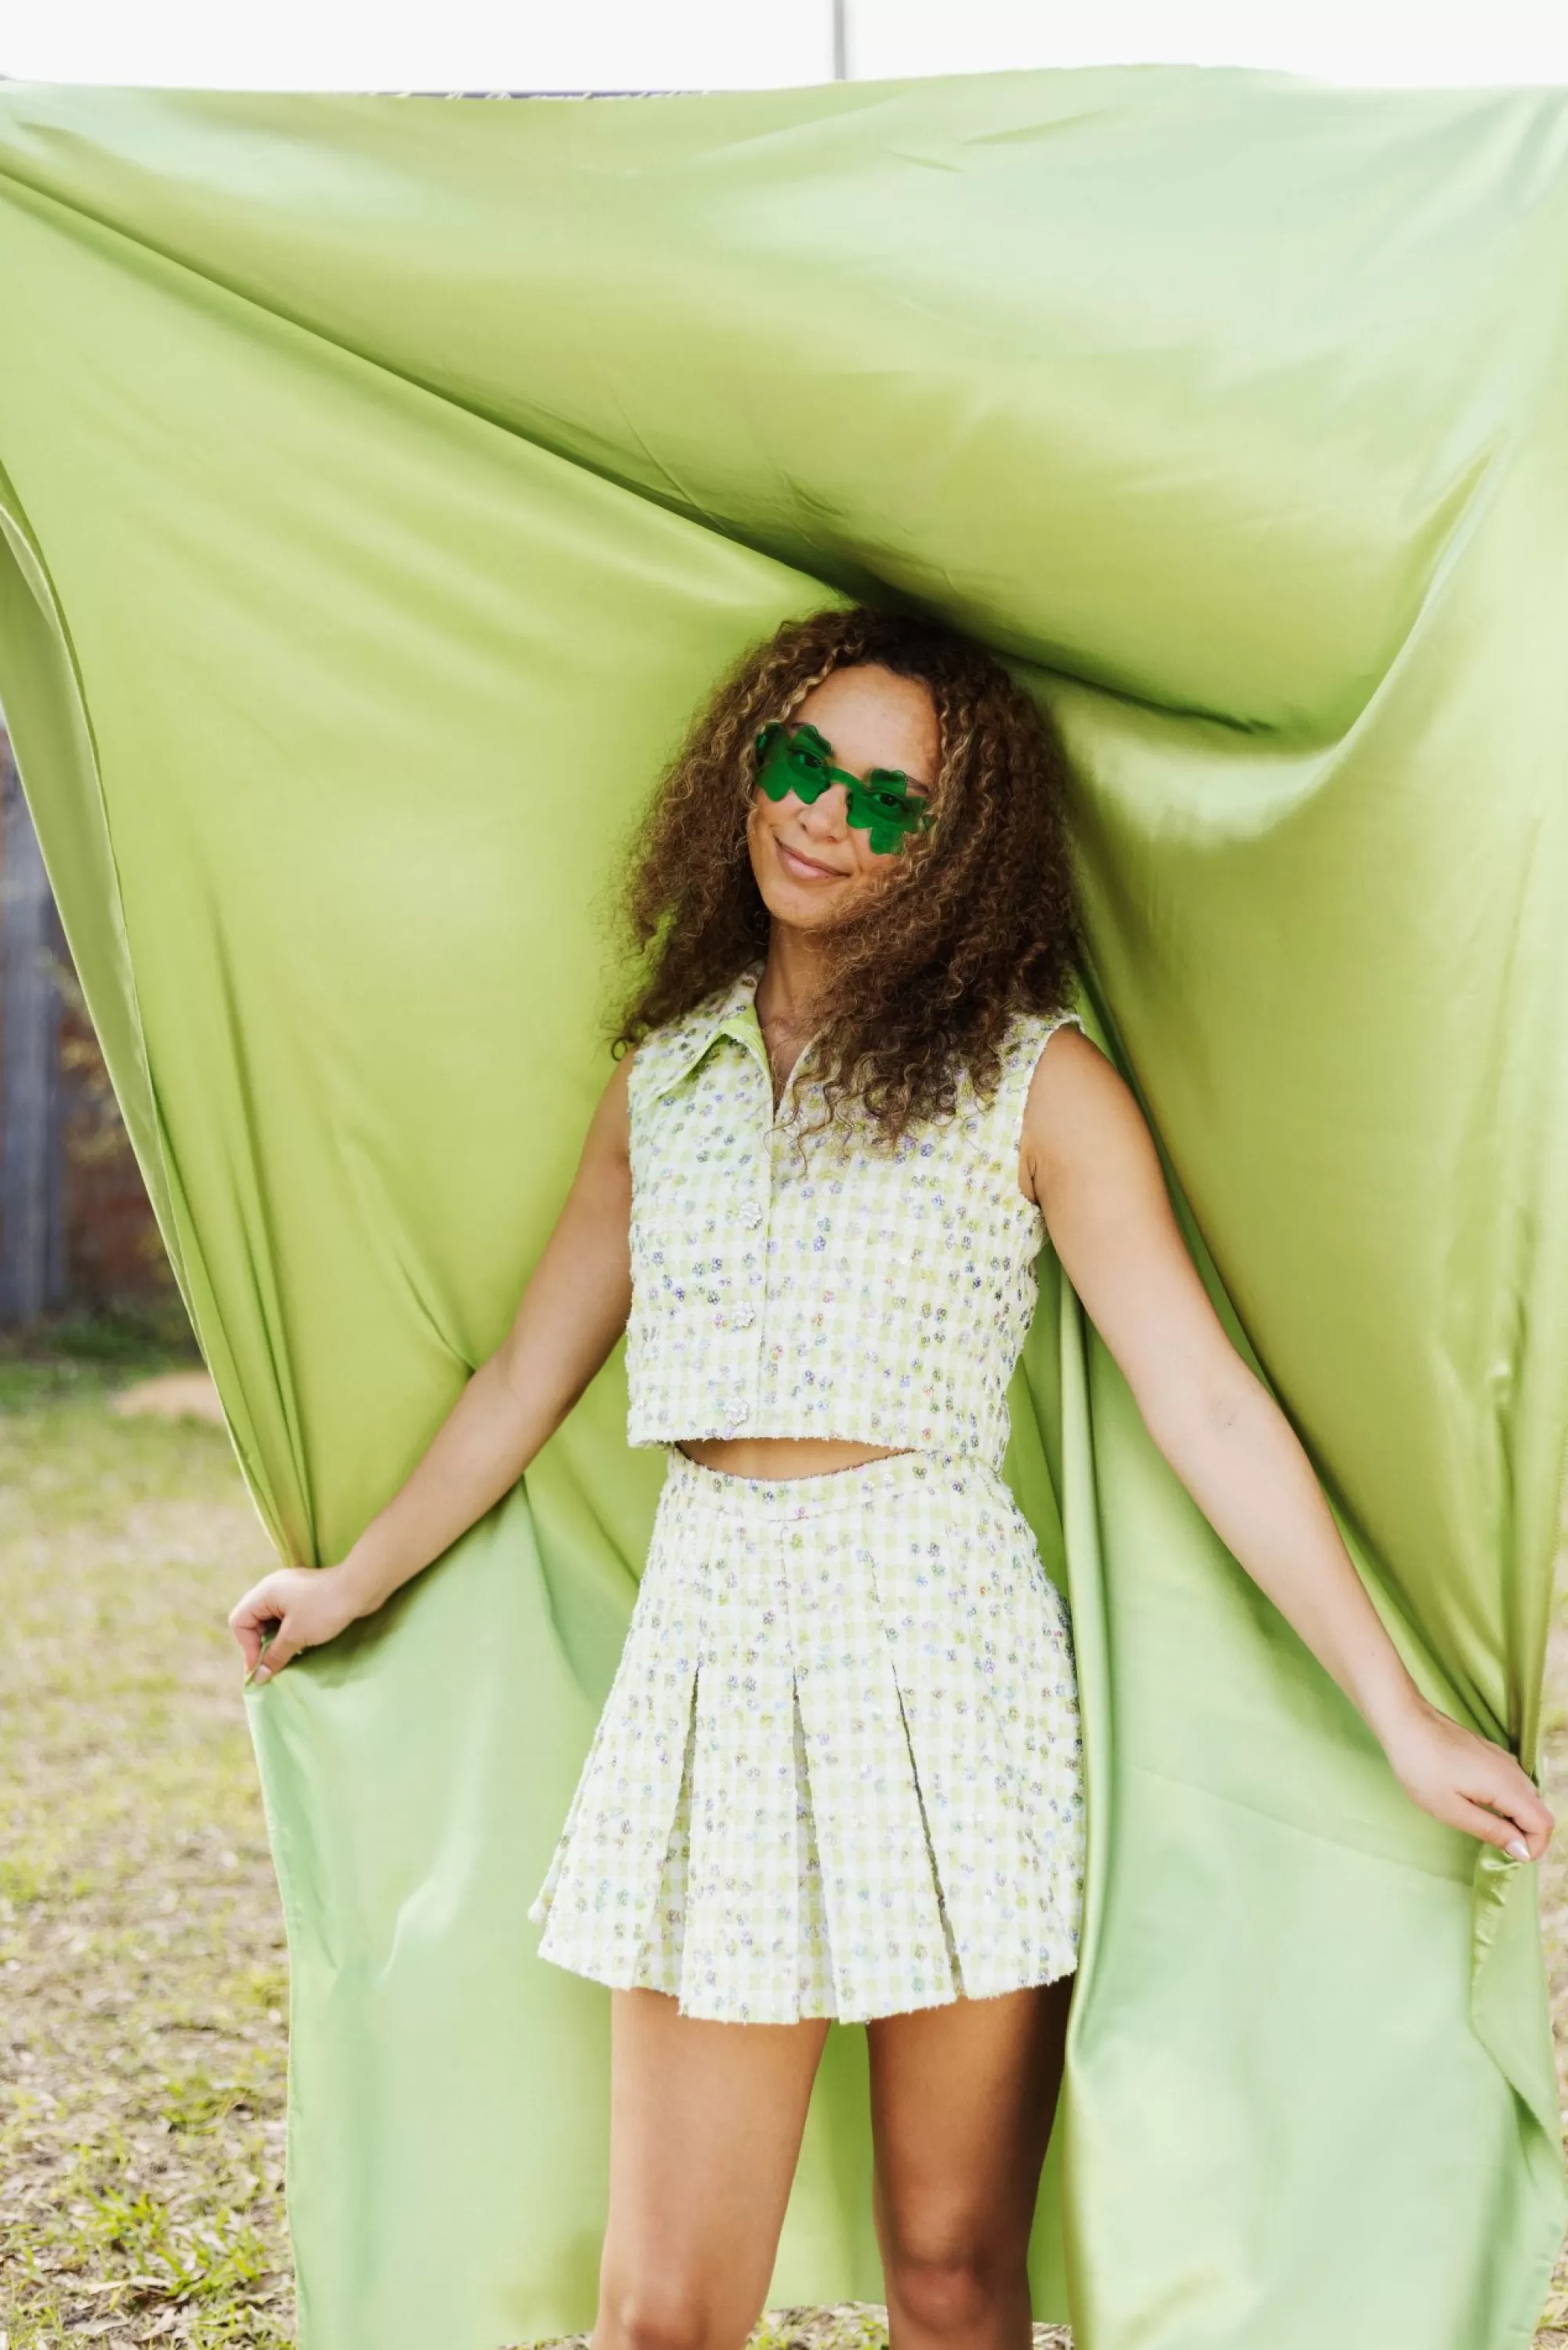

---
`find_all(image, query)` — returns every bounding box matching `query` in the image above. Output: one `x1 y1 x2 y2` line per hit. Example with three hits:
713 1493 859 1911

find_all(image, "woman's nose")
799 783 850 837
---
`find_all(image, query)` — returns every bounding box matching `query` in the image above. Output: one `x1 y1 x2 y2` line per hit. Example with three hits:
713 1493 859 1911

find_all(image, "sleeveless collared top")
624 962 1084 1470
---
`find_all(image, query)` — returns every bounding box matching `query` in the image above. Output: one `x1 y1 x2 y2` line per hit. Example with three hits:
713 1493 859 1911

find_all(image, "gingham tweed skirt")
528 1445 1086 2024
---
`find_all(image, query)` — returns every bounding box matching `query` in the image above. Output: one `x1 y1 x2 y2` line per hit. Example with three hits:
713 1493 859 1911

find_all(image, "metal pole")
832 0 848 81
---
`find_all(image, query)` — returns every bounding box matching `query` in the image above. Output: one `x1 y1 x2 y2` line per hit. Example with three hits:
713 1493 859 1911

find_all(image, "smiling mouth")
778 839 846 881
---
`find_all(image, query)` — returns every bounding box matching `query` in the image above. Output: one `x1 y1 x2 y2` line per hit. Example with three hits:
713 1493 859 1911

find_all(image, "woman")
228 603 1552 2350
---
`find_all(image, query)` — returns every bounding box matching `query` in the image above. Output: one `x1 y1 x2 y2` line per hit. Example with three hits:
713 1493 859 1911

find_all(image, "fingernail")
253 1665 271 1685
1505 1837 1530 1861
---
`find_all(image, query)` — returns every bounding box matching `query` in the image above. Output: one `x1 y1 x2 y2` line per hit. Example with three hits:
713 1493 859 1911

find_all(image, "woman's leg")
867 1977 1073 2350
593 1987 831 2350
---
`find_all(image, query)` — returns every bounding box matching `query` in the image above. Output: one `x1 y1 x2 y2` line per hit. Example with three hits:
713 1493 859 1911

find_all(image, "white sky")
2 0 1568 93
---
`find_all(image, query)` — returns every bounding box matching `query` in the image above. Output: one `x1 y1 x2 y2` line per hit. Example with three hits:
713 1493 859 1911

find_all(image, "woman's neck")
753 925 829 1095
754 924 827 1034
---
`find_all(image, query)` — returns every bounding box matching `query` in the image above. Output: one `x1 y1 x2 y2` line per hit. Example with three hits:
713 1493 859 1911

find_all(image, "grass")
0 1340 1563 2348
0 1342 289 2349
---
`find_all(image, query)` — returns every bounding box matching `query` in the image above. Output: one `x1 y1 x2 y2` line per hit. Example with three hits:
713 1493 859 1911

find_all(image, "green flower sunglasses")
753 719 935 855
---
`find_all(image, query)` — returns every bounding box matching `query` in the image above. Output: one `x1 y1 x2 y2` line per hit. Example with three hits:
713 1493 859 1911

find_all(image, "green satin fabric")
1 68 1565 2350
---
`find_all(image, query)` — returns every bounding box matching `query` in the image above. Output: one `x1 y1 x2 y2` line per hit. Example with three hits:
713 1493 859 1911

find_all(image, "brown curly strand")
615 604 1088 1148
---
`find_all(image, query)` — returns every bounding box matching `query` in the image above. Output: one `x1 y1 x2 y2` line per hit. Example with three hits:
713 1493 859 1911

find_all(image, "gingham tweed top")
624 962 1084 1468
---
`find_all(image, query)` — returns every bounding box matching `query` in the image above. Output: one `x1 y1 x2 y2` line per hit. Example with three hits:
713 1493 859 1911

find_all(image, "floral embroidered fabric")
622 962 1085 1467
529 1447 1085 2021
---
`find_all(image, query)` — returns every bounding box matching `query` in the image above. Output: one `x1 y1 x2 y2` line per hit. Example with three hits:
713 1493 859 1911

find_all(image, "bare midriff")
677 1437 912 1480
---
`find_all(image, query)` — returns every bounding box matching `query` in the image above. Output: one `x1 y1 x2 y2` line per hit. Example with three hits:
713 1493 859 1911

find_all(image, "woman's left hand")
1381 1693 1555 1861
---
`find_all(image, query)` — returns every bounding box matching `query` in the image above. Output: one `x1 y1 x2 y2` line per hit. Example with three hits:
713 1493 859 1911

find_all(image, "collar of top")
646 961 771 1099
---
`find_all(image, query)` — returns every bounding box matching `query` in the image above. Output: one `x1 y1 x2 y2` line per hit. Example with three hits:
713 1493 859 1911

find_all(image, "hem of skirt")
532 1935 1079 2024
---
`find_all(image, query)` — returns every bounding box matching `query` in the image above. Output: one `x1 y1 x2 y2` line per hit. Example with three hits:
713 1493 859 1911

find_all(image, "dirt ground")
0 1349 1564 2348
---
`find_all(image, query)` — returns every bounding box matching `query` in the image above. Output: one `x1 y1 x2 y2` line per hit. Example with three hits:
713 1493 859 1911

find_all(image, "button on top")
737 1200 764 1230
728 1303 757 1331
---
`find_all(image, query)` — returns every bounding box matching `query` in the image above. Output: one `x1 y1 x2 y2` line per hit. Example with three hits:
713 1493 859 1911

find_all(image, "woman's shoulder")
931 1004 1091 1166
982 1002 1091 1107
1001 1001 1088 1065
624 970 756 1105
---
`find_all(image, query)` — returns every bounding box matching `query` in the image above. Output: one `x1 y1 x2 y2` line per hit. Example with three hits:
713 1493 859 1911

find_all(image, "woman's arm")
228 1052 635 1683
1019 1026 1555 1863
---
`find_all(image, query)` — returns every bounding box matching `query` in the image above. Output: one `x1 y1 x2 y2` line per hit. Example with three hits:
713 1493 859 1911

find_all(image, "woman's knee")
882 2217 1020 2338
594 2272 746 2350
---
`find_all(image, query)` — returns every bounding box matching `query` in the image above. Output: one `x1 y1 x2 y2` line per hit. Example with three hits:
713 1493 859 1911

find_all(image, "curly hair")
615 603 1087 1147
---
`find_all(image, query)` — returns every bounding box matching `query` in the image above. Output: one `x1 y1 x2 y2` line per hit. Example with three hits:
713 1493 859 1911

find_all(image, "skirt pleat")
863 1476 1083 2000
680 1555 810 2018
528 1489 704 1990
529 1446 1085 2024
786 1504 960 2018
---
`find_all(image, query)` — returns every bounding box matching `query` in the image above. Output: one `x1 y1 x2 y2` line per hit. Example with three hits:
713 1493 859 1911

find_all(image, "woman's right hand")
228 1562 368 1685
225 1055 636 1691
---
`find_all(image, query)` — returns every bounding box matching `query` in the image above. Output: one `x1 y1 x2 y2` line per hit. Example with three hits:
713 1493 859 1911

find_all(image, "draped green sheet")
2 66 1566 2350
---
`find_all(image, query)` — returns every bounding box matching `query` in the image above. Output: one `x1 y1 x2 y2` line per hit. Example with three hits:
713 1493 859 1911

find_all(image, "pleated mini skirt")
528 1445 1086 2024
